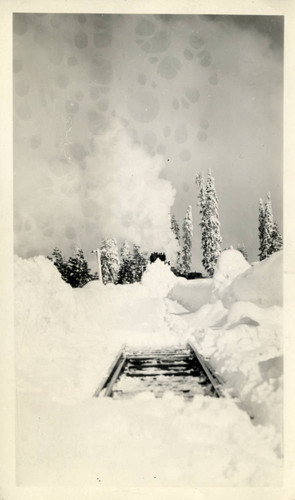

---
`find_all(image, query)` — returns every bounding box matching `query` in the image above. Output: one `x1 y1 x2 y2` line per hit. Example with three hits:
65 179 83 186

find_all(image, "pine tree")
170 213 182 273
132 245 148 282
269 221 283 255
118 241 134 284
237 242 248 261
258 198 266 261
197 170 222 276
263 192 274 259
47 247 68 283
66 248 92 288
258 193 282 260
100 238 120 285
196 173 207 273
182 205 193 276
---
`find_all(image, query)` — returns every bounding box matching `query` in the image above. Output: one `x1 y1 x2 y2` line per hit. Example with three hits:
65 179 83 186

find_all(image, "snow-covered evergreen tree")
49 247 65 272
67 248 92 288
170 213 182 273
237 242 248 261
259 193 282 260
48 247 69 283
182 205 193 276
118 241 134 284
269 221 283 255
196 173 207 272
258 198 266 261
263 192 274 258
100 238 120 285
197 170 222 276
132 244 148 282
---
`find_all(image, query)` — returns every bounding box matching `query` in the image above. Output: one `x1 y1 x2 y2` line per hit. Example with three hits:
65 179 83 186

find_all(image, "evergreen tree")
259 193 282 260
132 244 148 282
269 221 283 255
196 173 207 273
118 241 134 284
66 248 92 288
258 198 266 261
237 242 248 261
170 213 182 273
100 238 120 285
196 170 222 276
263 192 274 258
47 247 68 283
182 205 193 276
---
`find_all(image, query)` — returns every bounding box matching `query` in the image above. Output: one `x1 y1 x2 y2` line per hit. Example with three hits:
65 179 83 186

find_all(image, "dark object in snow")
150 252 167 263
171 268 203 279
186 272 203 280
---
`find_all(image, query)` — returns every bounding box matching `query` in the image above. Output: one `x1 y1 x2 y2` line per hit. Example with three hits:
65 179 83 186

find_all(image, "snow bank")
15 256 178 402
18 392 281 487
221 251 283 308
141 260 177 297
167 251 283 450
213 249 251 298
15 253 283 486
168 278 213 312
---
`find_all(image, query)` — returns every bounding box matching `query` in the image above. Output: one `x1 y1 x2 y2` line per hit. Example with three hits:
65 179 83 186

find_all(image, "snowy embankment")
168 250 283 443
15 253 283 486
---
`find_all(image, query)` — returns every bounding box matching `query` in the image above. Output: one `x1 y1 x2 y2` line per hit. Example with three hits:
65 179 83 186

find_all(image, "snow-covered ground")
15 251 283 486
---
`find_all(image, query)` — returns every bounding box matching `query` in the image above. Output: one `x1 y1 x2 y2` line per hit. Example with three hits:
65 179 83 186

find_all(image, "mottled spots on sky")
197 131 208 142
175 124 188 144
127 91 159 123
74 31 88 49
13 13 282 260
179 149 191 161
157 55 182 79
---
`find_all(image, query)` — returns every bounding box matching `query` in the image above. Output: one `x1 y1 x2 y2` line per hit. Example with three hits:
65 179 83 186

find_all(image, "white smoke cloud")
83 121 178 257
14 120 178 261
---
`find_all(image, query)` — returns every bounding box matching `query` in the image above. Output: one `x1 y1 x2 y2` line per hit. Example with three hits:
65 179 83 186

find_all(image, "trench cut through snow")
94 342 223 400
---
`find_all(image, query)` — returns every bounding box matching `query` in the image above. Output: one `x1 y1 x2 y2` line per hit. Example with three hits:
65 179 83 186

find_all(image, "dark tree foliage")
118 241 134 284
258 193 283 260
170 213 182 273
67 248 92 288
117 243 148 284
47 247 68 283
47 247 94 288
132 245 148 282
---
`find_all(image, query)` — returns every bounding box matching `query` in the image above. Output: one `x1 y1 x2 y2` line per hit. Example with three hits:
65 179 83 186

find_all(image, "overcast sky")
13 14 283 270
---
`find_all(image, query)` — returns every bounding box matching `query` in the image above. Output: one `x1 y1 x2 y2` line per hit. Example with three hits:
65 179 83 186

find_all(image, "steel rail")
187 341 223 398
104 356 127 397
93 344 126 397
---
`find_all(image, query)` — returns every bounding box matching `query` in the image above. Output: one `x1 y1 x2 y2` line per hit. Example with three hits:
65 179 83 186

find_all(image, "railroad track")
94 342 224 400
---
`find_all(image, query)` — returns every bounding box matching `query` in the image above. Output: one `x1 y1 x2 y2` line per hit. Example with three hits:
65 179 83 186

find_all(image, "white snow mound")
222 251 283 308
213 249 251 298
141 260 177 297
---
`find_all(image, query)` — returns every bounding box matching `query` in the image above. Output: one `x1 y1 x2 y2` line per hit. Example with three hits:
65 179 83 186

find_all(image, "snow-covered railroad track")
94 342 223 400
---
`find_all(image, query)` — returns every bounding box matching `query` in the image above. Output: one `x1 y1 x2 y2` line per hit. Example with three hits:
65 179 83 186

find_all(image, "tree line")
47 241 149 288
171 169 283 277
48 170 283 287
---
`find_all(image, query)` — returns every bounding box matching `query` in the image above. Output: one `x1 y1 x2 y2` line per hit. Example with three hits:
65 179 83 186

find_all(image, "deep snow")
15 251 283 486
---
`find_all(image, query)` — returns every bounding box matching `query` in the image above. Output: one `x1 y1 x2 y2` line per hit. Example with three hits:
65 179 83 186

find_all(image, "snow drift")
15 252 283 486
168 249 283 449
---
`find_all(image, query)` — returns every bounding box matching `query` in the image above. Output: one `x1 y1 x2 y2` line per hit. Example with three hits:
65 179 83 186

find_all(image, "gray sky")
13 14 283 270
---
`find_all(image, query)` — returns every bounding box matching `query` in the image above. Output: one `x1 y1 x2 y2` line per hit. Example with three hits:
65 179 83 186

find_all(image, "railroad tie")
94 342 223 400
